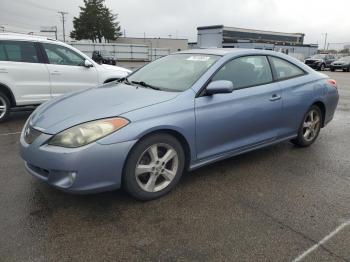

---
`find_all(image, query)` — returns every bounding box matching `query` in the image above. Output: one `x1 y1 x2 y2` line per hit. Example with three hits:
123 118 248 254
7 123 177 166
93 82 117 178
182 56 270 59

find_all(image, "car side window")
270 57 304 80
0 42 7 61
43 43 85 66
211 56 273 89
0 41 39 63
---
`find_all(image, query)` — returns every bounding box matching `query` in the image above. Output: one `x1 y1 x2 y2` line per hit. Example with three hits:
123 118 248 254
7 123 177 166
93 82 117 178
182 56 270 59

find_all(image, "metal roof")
197 25 304 37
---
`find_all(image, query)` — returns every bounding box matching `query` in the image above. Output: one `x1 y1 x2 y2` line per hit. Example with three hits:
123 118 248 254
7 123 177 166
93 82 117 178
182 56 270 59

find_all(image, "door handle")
0 68 8 73
269 94 281 101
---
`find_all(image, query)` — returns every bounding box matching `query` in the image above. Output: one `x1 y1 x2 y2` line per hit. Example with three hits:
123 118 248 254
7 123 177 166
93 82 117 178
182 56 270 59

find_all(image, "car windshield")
338 56 350 62
312 54 326 59
127 54 220 92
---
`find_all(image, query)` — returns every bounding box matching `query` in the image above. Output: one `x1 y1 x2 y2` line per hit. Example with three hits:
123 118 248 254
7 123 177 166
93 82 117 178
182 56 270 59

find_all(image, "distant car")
304 54 336 71
92 50 117 65
20 49 339 200
330 56 350 72
0 33 131 122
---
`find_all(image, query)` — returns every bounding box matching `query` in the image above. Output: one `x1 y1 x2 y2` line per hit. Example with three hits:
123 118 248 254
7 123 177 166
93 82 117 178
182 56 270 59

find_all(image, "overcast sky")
1 0 350 48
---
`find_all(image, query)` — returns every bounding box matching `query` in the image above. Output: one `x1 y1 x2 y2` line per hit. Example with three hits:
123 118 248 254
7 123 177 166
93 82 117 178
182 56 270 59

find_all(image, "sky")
1 0 350 49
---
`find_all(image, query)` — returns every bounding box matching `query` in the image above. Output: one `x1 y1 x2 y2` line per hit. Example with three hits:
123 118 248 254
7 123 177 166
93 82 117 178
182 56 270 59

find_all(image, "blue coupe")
20 49 339 200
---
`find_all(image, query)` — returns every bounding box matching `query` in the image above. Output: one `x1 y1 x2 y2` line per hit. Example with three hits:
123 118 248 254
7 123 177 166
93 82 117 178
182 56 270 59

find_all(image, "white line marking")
293 220 350 262
0 131 21 136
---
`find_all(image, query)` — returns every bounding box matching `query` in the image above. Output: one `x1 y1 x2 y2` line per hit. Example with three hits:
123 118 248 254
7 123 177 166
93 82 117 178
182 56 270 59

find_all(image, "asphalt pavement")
0 71 349 262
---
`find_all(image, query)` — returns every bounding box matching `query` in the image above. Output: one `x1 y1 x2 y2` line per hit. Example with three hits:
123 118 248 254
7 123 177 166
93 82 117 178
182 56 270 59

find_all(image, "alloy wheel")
135 143 179 193
0 96 7 120
302 109 321 142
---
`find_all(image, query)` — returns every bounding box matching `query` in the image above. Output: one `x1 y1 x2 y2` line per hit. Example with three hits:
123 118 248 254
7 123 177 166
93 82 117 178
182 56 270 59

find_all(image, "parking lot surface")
0 71 349 262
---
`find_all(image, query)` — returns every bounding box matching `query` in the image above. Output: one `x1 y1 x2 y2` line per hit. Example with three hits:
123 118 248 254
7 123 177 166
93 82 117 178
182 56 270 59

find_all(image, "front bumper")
20 131 137 194
330 65 349 70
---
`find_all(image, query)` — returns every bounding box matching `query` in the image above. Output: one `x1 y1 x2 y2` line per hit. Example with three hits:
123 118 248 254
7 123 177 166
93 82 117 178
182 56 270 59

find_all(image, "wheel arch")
124 128 193 174
0 83 16 107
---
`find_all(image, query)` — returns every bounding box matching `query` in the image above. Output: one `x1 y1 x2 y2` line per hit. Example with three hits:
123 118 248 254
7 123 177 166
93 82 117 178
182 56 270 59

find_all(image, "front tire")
123 133 185 201
291 105 322 147
320 64 326 71
0 92 10 123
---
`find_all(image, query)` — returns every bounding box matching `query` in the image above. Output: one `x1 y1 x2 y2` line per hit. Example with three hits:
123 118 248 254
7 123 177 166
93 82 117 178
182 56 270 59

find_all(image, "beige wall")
115 37 188 52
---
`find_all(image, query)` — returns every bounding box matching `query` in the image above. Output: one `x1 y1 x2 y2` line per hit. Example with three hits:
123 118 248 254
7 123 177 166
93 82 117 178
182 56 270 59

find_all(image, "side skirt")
189 134 297 171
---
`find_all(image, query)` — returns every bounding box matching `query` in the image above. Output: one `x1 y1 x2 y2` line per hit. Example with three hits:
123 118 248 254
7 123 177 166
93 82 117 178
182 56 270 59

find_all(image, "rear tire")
320 64 326 71
123 133 185 201
0 92 10 123
291 105 322 147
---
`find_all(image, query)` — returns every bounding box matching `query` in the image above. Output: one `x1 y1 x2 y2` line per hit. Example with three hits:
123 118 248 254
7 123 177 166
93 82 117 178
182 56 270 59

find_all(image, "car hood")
30 84 179 134
306 58 323 62
332 60 347 64
100 64 131 74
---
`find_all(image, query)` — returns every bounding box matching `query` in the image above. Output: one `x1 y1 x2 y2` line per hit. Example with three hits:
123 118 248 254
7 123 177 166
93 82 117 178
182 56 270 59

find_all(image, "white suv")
0 33 131 122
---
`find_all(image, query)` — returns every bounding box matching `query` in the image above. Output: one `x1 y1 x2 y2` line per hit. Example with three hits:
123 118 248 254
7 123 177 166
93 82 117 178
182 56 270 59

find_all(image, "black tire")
291 105 322 147
320 64 326 71
123 133 185 201
331 68 335 72
0 92 10 123
347 67 350 72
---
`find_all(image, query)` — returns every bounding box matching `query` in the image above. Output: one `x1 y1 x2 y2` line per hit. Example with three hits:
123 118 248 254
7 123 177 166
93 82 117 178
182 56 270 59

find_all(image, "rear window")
270 57 305 80
0 41 39 63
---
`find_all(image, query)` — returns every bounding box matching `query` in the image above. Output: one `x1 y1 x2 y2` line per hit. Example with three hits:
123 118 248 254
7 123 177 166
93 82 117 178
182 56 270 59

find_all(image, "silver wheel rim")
135 143 179 193
303 109 321 142
0 96 7 119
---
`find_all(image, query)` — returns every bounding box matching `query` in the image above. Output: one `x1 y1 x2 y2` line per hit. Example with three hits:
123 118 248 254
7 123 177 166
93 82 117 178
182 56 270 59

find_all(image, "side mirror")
206 80 234 95
84 60 93 68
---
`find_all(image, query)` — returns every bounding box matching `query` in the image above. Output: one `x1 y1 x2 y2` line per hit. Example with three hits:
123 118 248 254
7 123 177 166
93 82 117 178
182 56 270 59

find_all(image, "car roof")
177 48 285 57
0 33 58 43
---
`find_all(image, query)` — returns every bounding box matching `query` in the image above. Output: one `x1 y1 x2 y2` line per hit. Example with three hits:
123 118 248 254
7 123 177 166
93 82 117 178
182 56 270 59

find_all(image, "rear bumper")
324 90 339 126
20 131 137 194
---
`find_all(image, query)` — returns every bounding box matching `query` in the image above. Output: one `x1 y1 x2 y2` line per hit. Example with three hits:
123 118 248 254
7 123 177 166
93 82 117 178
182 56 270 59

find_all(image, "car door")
195 55 283 160
41 43 98 98
0 40 50 105
268 56 311 137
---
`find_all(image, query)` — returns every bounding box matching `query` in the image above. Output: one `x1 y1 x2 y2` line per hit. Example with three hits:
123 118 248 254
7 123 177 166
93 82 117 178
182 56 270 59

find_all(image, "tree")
70 0 122 43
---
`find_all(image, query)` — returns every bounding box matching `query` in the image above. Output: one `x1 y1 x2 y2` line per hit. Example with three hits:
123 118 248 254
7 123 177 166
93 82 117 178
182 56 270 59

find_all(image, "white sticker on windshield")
187 56 211 61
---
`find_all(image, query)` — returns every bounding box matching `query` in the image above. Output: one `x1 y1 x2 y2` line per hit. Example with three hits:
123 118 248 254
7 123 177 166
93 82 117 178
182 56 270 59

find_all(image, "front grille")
305 60 316 64
24 125 42 144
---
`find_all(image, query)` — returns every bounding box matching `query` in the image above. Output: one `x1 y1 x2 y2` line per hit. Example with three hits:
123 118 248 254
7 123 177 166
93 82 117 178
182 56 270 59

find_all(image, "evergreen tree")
70 0 121 43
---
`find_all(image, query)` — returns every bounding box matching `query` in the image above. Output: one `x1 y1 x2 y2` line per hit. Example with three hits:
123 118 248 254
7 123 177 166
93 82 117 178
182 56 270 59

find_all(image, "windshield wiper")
119 77 132 85
131 81 160 90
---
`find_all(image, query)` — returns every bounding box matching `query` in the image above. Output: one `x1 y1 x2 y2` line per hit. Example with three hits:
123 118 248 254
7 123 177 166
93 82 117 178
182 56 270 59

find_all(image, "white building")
196 25 318 61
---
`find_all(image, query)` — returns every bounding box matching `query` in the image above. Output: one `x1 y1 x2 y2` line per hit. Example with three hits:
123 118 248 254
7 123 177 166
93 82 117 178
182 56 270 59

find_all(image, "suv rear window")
0 41 39 63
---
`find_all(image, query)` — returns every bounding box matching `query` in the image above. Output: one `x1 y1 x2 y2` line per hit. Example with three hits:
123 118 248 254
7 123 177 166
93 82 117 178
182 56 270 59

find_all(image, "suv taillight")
326 79 337 89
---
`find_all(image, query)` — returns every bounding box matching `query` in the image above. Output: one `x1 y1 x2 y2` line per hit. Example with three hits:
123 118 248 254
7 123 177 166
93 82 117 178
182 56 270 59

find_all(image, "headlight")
49 117 129 148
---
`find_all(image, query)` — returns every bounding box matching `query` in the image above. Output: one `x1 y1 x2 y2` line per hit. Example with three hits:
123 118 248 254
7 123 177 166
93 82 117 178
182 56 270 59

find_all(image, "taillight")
326 79 337 89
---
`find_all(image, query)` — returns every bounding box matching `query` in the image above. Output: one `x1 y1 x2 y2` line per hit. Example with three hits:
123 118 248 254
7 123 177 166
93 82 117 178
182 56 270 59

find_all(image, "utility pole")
323 33 328 51
58 11 68 42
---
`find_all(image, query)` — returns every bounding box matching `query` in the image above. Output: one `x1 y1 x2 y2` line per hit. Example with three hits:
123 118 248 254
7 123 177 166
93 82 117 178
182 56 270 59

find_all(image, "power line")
15 0 59 12
58 11 68 42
